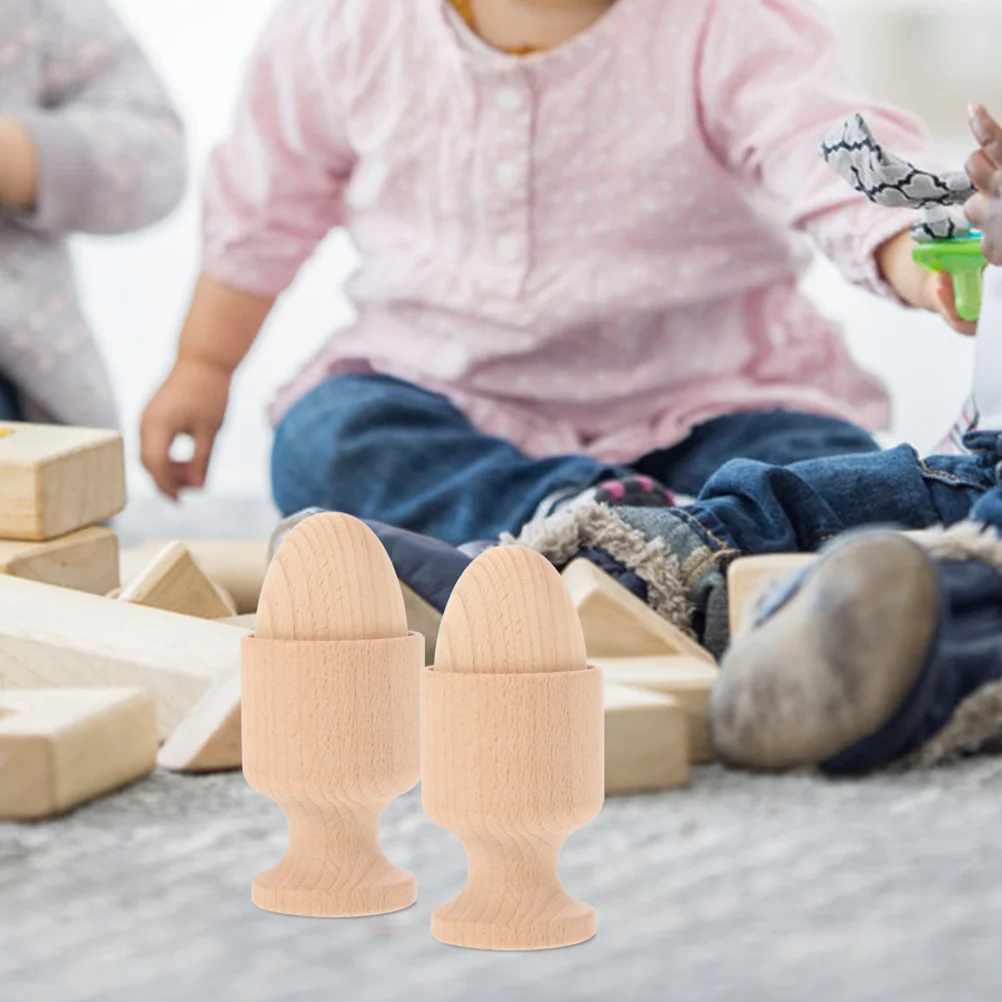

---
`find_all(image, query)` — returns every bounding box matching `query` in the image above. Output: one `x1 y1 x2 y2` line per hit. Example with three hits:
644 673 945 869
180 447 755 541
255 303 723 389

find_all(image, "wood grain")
0 688 157 820
0 575 248 739
562 558 716 665
242 512 421 917
604 684 690 795
0 423 125 540
120 542 236 620
422 545 603 950
592 656 718 764
0 526 119 595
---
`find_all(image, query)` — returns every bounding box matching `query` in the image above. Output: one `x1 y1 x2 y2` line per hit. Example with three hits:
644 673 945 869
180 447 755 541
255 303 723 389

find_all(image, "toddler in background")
0 0 186 428
142 0 968 544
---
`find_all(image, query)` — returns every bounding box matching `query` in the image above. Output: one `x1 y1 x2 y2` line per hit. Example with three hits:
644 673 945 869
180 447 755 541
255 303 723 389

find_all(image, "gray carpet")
3 758 1002 1002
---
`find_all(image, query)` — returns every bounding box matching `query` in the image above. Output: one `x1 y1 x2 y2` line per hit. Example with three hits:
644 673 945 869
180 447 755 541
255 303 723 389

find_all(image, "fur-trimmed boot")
713 522 1002 774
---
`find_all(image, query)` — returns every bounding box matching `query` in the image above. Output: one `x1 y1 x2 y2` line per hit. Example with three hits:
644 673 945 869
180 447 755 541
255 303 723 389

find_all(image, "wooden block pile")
0 424 823 818
0 422 265 820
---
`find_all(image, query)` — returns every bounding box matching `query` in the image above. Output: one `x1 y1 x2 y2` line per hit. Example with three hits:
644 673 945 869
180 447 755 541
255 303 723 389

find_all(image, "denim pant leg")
633 409 879 497
270 373 624 544
620 443 996 657
0 373 23 422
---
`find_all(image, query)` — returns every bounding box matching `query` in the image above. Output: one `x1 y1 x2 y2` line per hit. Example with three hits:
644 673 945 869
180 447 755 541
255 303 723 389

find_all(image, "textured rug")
3 759 1002 1002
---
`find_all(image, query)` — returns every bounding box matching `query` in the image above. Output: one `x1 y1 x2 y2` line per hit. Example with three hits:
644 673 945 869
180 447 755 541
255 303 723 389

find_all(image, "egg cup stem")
421 666 605 950
241 634 423 917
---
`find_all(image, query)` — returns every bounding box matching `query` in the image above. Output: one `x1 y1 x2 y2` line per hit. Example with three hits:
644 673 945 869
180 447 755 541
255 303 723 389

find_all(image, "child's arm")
2 0 185 233
966 104 1002 267
697 0 972 333
141 0 355 500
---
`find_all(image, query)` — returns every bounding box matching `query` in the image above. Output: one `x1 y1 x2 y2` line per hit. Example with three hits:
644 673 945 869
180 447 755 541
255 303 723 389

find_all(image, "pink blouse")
203 0 930 462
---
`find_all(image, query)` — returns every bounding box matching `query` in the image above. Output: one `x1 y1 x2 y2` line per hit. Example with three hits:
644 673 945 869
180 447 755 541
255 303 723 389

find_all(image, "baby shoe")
712 524 1002 774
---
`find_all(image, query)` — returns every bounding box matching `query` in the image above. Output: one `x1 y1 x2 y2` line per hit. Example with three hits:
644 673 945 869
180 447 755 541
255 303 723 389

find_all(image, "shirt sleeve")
201 0 356 299
697 0 938 299
17 0 187 235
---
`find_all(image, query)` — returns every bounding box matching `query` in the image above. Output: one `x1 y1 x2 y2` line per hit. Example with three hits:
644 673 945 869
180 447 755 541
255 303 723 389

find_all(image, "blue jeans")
271 373 878 545
0 373 22 421
617 431 1002 657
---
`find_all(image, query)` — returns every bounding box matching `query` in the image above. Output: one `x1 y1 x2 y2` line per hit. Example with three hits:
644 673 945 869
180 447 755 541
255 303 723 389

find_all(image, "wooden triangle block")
0 422 125 540
561 558 716 664
0 688 157 820
0 575 250 739
727 554 816 638
604 683 690 796
120 539 269 616
119 542 237 619
0 526 119 594
593 655 717 764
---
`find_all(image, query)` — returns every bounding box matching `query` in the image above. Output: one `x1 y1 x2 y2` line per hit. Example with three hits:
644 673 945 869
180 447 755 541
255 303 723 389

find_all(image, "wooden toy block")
423 546 604 951
119 542 237 620
0 422 125 540
604 684 690 796
727 554 816 638
121 540 268 615
0 575 249 739
561 557 716 665
0 526 119 595
158 664 242 773
242 513 422 917
593 656 717 764
0 688 157 820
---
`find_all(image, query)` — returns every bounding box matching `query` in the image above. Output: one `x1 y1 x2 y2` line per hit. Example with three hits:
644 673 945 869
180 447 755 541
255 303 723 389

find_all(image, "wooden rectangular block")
604 683 690 796
120 542 236 620
0 525 119 595
727 554 816 638
120 539 268 615
0 575 250 739
562 558 716 665
595 656 717 764
0 688 157 820
0 423 125 540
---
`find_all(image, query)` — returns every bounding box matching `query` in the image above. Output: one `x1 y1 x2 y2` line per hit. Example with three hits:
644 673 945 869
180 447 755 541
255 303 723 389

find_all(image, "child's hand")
965 103 1002 267
876 230 977 335
0 115 38 209
140 360 231 500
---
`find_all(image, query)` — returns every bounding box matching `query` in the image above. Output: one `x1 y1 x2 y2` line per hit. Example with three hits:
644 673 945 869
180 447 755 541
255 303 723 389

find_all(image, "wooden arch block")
422 546 604 951
0 688 157 820
242 513 423 918
0 423 125 540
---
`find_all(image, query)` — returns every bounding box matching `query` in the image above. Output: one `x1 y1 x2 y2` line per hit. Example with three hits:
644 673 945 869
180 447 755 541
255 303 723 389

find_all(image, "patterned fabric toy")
822 113 975 242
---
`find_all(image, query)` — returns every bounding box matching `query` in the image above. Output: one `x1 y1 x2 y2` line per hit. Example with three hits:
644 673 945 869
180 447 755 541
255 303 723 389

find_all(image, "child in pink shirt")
141 0 969 544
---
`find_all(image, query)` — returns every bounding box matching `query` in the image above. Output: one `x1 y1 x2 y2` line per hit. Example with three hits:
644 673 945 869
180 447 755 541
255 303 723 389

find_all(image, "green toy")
912 236 987 323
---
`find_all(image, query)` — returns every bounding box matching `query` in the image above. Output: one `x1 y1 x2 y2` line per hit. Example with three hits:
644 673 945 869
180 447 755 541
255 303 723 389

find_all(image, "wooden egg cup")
422 546 605 951
241 513 422 918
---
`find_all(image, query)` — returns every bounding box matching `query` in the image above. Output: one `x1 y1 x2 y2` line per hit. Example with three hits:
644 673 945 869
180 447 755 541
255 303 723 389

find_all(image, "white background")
77 0 989 499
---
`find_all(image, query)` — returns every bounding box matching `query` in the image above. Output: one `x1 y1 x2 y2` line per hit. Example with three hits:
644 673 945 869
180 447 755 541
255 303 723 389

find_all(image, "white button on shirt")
495 162 519 188
495 235 520 263
495 86 524 112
